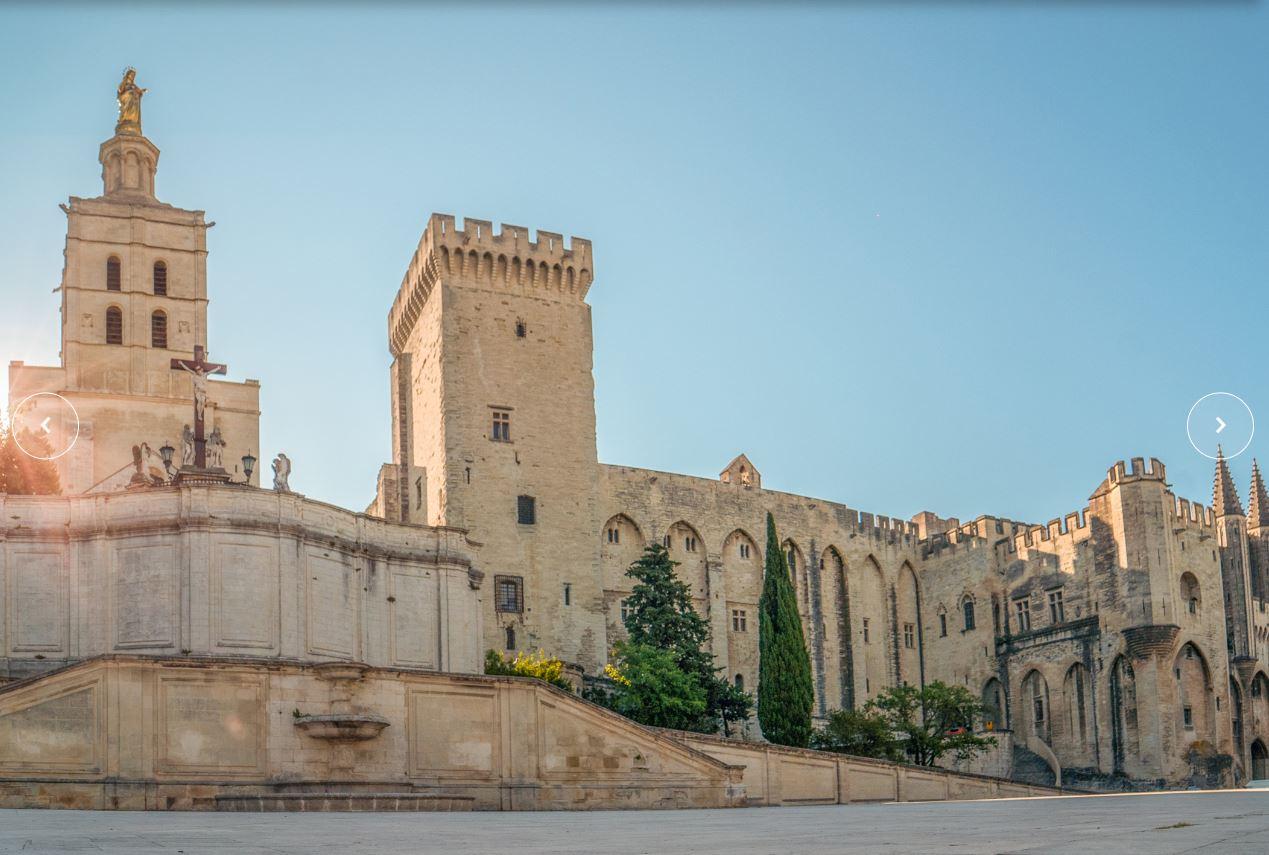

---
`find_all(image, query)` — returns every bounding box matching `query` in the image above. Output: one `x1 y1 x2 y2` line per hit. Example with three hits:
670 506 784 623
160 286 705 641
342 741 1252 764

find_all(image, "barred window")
494 575 523 613
106 306 123 345
106 256 121 291
517 495 535 525
151 310 167 348
153 260 167 295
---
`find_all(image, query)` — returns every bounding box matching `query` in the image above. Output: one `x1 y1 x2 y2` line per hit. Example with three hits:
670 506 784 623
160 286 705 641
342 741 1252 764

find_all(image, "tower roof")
1249 459 1269 528
1212 446 1245 517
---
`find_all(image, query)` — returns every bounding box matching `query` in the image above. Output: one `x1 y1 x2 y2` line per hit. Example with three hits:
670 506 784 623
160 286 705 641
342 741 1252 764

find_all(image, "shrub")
484 648 574 692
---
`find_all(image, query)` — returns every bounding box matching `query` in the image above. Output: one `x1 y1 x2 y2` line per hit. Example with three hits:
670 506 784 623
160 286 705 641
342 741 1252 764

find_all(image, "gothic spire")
1249 459 1269 528
1213 446 1245 517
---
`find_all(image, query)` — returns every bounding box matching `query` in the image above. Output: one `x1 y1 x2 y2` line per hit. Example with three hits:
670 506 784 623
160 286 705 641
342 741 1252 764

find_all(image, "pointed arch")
896 561 921 685
981 677 1005 730
600 513 646 643
822 546 855 710
666 520 708 612
1019 668 1051 744
1109 654 1140 774
1063 662 1092 750
856 555 889 700
1173 641 1216 745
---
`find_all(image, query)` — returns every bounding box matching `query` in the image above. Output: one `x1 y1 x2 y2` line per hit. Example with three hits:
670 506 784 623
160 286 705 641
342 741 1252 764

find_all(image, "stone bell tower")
7 70 260 493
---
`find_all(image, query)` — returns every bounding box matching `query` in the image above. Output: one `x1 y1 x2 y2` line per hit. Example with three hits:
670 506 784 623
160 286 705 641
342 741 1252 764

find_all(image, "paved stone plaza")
1 791 1267 854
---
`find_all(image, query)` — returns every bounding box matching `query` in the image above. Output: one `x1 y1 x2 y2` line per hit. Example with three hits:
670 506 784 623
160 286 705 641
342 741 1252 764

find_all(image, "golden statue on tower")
115 68 146 136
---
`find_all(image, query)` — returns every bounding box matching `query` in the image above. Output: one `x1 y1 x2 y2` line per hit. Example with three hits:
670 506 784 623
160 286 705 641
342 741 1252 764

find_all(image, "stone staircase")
1010 745 1057 788
215 783 474 812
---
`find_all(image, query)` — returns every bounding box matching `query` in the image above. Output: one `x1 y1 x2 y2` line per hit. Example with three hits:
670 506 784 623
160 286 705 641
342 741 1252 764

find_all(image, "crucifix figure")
170 345 227 469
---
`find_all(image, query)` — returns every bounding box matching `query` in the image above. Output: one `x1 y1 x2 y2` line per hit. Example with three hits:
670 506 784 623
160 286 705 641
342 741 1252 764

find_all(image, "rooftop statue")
115 68 146 136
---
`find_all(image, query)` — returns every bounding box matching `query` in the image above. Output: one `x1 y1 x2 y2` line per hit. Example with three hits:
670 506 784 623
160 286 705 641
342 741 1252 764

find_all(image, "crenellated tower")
1246 460 1269 604
380 214 604 669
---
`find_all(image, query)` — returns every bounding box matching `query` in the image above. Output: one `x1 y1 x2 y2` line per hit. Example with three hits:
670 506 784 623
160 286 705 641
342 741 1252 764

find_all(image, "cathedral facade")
372 213 1269 789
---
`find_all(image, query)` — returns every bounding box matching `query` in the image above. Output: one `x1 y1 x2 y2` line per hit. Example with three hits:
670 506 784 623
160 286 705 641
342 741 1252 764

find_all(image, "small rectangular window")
739 543 750 559
903 622 915 649
491 410 512 442
494 575 524 613
663 534 671 548
731 609 747 632
153 262 167 296
563 583 572 606
685 536 697 552
106 257 121 291
517 495 535 525
620 599 630 623
939 613 947 637
607 526 620 544
1183 705 1193 728
862 618 870 643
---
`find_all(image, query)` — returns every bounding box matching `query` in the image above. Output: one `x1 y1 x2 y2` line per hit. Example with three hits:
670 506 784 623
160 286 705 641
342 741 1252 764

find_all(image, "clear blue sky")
2 2 1267 523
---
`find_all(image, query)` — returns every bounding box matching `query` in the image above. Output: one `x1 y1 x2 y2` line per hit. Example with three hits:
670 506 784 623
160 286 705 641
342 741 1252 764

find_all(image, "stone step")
215 793 475 812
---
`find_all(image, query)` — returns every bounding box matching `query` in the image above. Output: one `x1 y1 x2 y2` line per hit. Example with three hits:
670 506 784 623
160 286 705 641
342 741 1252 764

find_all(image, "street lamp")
159 441 175 474
242 450 257 484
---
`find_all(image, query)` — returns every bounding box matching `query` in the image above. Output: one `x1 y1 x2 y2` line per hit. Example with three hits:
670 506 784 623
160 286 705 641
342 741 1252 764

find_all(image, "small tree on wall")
757 512 814 747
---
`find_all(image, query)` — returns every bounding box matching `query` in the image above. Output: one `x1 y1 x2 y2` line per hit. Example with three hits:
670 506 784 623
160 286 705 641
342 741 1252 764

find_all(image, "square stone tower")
382 215 604 670
8 83 260 492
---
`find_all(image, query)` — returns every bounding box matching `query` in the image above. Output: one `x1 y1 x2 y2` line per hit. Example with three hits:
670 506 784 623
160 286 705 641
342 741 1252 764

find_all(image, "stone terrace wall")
668 731 1074 806
0 485 484 681
0 656 743 811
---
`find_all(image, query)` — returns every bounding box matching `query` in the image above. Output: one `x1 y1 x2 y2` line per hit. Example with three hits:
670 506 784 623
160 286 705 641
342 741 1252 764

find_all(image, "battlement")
388 213 594 356
1106 457 1167 486
1011 508 1090 553
1172 494 1215 528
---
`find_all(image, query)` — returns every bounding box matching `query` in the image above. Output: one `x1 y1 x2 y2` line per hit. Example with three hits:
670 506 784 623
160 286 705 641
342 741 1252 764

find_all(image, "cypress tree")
757 512 814 747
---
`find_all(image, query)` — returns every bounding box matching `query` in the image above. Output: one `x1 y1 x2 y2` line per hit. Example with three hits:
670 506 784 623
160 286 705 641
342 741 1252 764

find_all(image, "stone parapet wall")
0 656 743 811
0 485 484 680
665 731 1075 806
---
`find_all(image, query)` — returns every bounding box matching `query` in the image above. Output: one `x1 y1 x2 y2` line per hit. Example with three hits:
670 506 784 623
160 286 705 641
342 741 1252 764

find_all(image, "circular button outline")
9 392 81 461
1186 391 1254 461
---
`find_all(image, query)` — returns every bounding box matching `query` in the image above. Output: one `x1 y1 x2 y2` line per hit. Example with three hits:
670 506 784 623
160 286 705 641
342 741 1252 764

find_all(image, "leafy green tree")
483 648 575 692
757 512 814 747
812 707 904 762
622 543 753 733
814 681 996 766
870 681 996 766
0 428 61 495
602 641 707 731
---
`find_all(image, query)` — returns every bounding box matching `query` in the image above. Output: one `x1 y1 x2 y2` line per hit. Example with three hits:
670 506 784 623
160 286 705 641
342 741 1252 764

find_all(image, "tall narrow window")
153 261 167 295
862 618 870 643
903 622 915 649
106 256 121 291
739 543 750 559
1014 598 1031 632
517 495 536 525
734 673 744 691
491 409 511 442
563 583 572 606
963 598 976 631
1048 589 1065 624
105 306 123 345
505 626 516 650
150 310 167 349
939 612 948 637
606 526 620 544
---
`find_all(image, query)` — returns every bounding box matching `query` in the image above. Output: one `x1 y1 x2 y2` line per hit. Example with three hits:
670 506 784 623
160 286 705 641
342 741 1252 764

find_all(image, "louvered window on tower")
151 310 167 349
105 306 123 345
106 256 121 291
153 261 167 295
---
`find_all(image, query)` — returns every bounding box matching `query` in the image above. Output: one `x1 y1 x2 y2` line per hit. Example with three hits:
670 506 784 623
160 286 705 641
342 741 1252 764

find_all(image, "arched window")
105 306 123 345
734 673 744 691
106 256 121 291
151 310 167 349
962 596 976 631
153 261 167 295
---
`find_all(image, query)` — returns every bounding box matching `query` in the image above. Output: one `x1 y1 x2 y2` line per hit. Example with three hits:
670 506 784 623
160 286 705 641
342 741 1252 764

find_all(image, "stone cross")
170 345 227 469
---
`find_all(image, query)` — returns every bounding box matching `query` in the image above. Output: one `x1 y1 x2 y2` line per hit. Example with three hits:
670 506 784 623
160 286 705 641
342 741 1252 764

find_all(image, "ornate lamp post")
242 450 257 484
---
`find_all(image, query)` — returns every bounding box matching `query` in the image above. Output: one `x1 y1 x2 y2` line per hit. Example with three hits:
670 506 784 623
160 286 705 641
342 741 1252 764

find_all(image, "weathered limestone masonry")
8 117 260 493
0 486 485 682
377 207 1269 789
0 656 744 811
